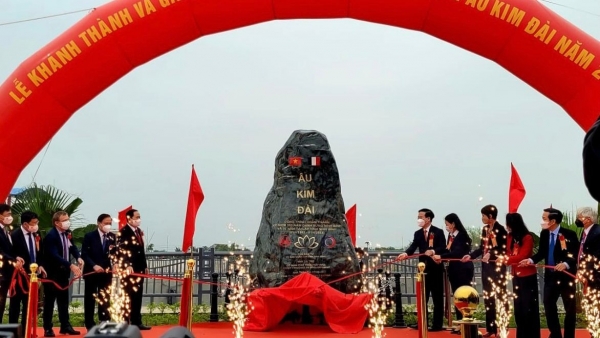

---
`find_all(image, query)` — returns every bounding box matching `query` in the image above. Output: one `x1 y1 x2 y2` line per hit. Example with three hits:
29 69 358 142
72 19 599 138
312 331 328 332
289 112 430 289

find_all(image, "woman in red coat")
502 213 540 338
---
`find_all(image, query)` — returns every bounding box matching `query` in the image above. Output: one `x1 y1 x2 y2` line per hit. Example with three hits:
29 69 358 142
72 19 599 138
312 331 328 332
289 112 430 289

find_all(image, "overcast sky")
1 0 599 251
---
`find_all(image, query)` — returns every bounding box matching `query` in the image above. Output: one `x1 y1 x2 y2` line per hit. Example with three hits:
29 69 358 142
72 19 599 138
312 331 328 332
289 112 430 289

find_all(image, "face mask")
575 219 584 228
102 225 112 233
2 216 13 225
417 219 425 228
540 221 550 230
132 219 141 227
61 221 71 230
29 224 39 233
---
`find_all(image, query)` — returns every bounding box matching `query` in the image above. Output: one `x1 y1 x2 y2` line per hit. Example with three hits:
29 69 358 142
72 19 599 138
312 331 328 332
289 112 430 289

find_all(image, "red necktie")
578 231 587 264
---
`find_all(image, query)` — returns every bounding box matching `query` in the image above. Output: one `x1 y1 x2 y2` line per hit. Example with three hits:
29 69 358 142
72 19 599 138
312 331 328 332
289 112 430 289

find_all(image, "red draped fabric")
245 272 371 334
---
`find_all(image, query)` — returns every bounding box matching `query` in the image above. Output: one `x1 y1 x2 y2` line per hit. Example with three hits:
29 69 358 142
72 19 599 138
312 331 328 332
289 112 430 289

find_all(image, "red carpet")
36 323 593 338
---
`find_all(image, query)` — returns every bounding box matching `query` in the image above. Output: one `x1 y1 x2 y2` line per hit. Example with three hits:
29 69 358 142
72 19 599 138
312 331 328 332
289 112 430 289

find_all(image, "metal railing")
63 250 552 307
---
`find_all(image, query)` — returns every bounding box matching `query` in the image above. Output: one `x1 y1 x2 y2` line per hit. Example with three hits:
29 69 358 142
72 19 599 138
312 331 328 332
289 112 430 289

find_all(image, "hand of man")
14 260 23 269
555 263 568 271
461 255 471 262
433 255 441 263
16 257 25 264
78 258 84 267
425 250 435 256
93 265 104 273
38 266 48 278
396 253 408 261
482 253 491 263
70 264 82 277
126 266 134 275
518 259 531 267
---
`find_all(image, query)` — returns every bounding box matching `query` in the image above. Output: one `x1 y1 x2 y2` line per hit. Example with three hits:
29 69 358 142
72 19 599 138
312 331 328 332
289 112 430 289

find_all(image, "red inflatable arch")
1 0 600 197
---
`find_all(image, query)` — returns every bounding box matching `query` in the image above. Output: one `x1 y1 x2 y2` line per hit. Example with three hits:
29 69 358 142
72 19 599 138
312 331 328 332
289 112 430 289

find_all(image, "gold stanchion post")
25 263 39 338
417 262 428 338
185 258 195 330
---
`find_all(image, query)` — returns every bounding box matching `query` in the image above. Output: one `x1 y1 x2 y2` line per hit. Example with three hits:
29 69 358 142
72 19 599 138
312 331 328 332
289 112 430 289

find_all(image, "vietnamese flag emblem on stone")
311 156 321 166
289 156 302 167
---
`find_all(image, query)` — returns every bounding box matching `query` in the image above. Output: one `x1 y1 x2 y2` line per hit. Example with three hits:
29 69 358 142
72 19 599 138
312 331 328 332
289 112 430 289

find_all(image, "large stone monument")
249 130 361 293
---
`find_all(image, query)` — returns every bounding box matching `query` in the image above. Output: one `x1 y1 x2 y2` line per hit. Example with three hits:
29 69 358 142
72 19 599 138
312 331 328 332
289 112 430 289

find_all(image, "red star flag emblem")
288 157 302 167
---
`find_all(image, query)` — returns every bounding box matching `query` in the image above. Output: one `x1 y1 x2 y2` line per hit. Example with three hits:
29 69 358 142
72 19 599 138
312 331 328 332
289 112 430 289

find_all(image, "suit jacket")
470 222 507 260
117 225 147 272
0 225 16 277
439 231 474 275
580 224 600 287
506 233 537 277
81 230 116 275
531 227 578 280
583 115 600 202
42 227 80 277
405 225 446 273
10 227 43 275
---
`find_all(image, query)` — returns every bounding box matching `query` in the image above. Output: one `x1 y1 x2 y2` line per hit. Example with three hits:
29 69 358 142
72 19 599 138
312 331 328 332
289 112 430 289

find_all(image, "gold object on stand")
453 286 483 338
416 262 428 338
25 263 39 338
184 259 196 330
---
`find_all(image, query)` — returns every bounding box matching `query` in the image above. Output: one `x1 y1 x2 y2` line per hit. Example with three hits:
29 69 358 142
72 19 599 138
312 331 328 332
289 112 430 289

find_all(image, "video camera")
0 323 194 338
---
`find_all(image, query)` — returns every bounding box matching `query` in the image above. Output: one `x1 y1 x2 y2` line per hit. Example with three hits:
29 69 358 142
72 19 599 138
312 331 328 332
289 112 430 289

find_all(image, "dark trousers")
513 274 541 338
84 273 112 329
43 274 71 330
424 268 444 329
8 282 32 331
448 265 474 321
544 272 576 338
481 263 506 334
124 275 144 325
0 275 11 323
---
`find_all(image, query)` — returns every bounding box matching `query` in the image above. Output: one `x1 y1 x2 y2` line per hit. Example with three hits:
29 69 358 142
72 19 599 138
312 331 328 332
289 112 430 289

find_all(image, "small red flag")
118 205 133 230
311 157 321 166
346 204 357 246
288 157 302 167
508 163 526 213
182 165 204 253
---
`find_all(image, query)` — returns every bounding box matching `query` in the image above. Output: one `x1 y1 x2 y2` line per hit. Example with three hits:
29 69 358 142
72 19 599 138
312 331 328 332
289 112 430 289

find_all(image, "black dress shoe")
136 325 151 330
59 327 80 335
44 330 55 337
409 324 418 329
429 327 443 332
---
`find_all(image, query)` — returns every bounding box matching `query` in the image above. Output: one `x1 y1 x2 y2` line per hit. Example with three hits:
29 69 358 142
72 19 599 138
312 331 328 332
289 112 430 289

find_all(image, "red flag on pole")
182 165 204 253
346 204 357 246
118 205 133 230
508 163 526 213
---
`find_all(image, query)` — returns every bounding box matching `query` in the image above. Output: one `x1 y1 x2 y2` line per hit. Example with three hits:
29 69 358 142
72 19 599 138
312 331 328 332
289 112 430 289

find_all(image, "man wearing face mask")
461 205 507 338
518 208 578 338
8 210 48 331
0 203 24 323
574 206 600 289
81 213 116 331
42 211 84 337
117 209 150 330
397 208 446 331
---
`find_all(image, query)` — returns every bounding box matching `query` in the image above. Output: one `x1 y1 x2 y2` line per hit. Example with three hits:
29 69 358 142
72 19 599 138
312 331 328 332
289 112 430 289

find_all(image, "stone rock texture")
249 130 361 293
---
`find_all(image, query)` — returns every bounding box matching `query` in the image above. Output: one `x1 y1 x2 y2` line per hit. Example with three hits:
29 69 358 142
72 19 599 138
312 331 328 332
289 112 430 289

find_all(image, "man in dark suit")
397 208 446 331
583 115 600 202
519 208 578 338
42 211 83 337
462 204 507 338
81 213 116 330
117 209 150 330
575 207 600 289
0 203 24 322
8 210 48 331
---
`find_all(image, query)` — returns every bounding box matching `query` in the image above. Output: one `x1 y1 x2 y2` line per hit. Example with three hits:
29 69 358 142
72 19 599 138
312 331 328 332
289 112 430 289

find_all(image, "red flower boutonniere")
489 232 497 247
446 236 454 250
67 232 72 241
35 233 41 251
428 233 434 247
559 234 567 250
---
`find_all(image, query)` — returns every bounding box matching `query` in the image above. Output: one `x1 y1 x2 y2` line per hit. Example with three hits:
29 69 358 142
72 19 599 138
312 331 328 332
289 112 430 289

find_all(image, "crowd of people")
0 204 151 337
397 205 600 338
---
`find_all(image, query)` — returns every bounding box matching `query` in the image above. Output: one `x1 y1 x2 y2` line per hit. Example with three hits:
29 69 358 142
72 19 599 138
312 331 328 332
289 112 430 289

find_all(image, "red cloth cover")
244 272 371 334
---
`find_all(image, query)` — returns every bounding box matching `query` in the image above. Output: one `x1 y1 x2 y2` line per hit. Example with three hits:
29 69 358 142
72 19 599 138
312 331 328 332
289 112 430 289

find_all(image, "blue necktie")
548 233 556 266
103 234 108 251
28 233 36 263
